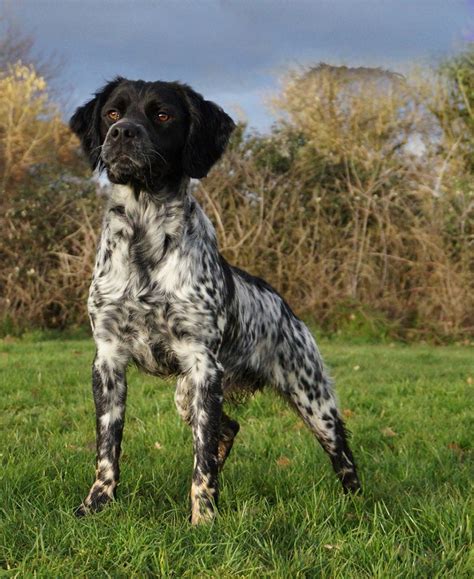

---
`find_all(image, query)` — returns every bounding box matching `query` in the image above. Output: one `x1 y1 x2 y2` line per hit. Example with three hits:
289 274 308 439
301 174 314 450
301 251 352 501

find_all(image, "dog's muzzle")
101 121 149 180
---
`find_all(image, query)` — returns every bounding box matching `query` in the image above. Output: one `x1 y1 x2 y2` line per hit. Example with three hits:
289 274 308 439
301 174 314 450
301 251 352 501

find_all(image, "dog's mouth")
101 147 146 182
101 144 168 186
102 146 145 166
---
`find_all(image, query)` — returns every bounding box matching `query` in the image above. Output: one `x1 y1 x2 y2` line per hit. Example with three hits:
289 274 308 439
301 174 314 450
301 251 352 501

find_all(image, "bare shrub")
0 12 62 81
0 63 100 331
1 60 472 340
196 65 473 339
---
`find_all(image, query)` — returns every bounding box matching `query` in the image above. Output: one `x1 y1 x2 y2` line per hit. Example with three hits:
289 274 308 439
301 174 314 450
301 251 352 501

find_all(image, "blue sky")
3 0 473 131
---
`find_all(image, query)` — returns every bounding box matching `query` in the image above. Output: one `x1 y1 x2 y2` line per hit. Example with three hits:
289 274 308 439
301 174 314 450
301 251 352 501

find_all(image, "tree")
0 11 61 80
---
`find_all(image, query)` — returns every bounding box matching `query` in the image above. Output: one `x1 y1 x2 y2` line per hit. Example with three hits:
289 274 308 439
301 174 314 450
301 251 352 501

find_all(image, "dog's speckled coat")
70 78 360 524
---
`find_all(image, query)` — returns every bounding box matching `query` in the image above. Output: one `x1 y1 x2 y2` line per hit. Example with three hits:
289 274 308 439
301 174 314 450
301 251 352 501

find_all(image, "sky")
3 0 473 132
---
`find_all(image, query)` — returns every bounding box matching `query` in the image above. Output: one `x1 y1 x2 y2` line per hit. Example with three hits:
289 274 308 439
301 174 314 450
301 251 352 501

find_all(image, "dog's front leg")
188 354 223 525
76 347 128 516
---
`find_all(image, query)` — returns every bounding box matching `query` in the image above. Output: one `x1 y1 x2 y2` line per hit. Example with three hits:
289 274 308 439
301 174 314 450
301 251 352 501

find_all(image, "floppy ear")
69 77 125 169
180 85 235 179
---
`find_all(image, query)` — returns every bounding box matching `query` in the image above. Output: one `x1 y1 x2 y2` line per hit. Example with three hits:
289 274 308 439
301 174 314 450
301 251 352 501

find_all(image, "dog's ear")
180 84 235 179
69 77 125 169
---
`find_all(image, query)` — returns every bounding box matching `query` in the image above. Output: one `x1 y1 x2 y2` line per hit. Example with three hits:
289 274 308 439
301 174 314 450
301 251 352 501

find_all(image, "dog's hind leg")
217 412 240 470
175 376 240 470
75 343 129 516
287 370 361 493
273 342 361 493
175 375 194 426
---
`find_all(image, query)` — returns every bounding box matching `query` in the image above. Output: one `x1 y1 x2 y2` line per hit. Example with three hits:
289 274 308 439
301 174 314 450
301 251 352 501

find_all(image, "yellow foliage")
272 65 429 170
0 62 71 190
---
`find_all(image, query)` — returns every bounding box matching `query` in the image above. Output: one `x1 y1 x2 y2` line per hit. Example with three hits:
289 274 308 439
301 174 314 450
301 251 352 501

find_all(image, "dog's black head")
69 77 235 189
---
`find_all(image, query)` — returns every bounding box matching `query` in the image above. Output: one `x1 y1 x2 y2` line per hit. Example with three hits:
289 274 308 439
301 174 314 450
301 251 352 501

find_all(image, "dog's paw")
190 505 217 525
74 481 115 517
341 473 362 494
74 494 111 518
190 483 218 525
74 503 90 517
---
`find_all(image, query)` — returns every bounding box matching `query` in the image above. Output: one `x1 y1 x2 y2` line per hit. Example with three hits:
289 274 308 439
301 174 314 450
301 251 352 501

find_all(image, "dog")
69 77 361 524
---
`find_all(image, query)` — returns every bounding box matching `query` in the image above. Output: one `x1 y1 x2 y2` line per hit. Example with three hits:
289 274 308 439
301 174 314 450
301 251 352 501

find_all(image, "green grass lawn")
0 337 472 577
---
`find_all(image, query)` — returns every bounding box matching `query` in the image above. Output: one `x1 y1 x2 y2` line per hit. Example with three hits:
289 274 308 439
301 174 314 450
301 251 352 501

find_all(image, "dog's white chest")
88 186 190 374
87 185 225 377
91 186 184 300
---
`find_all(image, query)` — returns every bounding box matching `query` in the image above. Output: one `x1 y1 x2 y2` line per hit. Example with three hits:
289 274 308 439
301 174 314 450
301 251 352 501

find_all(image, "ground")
0 336 472 576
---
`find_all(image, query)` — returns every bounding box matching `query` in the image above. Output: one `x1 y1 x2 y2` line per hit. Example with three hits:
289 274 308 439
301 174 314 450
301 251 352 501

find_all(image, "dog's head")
69 77 235 189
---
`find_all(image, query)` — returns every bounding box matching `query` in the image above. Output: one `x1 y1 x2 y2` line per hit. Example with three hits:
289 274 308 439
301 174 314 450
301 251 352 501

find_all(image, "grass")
0 336 472 577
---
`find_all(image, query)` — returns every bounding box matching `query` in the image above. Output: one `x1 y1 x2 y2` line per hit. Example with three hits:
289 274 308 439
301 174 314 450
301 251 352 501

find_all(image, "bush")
434 44 474 173
1 60 473 340
0 64 101 332
196 64 474 340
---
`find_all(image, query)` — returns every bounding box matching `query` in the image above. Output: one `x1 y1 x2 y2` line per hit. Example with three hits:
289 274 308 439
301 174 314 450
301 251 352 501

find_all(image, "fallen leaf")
382 427 397 437
154 442 163 450
324 544 340 550
353 365 360 371
448 442 466 460
467 376 473 385
65 443 81 451
276 456 291 468
343 408 355 418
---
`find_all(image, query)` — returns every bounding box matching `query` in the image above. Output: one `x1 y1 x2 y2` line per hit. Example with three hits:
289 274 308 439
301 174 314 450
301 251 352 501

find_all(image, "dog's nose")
109 122 140 142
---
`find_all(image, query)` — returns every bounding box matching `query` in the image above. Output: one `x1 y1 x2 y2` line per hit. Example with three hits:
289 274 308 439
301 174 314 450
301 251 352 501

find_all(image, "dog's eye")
107 110 121 121
156 113 171 123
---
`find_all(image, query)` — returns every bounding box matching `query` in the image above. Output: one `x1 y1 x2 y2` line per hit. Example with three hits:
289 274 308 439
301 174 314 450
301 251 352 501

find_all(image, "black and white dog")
69 77 360 524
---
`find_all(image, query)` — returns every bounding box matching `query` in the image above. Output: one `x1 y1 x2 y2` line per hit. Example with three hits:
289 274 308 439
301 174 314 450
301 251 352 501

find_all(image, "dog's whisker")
90 144 103 156
150 148 169 166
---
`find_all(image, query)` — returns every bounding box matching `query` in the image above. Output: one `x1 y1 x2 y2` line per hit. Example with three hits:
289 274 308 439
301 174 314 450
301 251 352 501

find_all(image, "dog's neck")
103 176 212 248
102 174 191 217
116 175 191 204
101 174 218 250
105 177 190 220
